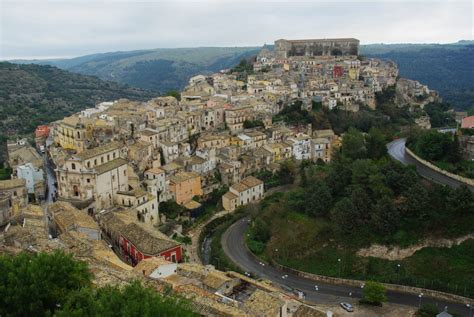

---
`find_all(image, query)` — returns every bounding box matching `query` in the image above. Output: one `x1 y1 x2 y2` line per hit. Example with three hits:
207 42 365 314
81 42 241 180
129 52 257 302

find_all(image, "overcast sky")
1 0 473 59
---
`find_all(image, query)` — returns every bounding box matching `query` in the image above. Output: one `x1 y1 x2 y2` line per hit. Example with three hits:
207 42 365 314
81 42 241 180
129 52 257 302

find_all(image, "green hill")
12 47 261 92
361 42 474 110
0 62 157 162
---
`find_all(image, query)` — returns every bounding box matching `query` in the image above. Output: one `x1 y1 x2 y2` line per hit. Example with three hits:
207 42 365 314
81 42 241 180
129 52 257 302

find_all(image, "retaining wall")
269 260 473 304
405 147 474 187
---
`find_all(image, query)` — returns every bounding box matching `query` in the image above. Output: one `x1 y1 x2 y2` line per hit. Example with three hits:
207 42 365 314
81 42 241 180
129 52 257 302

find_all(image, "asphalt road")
387 138 474 191
222 217 473 316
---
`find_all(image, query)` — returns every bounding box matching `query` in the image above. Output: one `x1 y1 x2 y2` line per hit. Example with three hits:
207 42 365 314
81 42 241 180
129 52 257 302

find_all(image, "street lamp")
397 263 401 283
467 304 473 317
418 293 423 308
338 258 342 277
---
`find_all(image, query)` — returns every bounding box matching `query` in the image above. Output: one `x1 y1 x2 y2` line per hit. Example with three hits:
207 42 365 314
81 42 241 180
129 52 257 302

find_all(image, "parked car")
340 302 354 312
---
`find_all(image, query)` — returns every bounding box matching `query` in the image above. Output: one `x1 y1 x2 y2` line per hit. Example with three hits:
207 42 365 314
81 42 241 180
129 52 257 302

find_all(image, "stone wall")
405 147 474 187
271 261 472 305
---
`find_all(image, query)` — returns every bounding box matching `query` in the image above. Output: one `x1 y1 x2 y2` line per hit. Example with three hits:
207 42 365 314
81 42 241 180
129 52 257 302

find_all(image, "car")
340 302 354 312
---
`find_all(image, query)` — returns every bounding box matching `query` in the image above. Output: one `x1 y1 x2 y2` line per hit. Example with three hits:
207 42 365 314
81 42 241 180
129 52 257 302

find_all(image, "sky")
1 0 473 59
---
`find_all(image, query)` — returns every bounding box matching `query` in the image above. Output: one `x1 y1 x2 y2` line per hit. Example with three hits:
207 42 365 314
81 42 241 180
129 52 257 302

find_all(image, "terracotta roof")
223 191 238 200
145 167 164 175
183 200 202 210
230 182 248 193
241 176 263 188
461 116 474 129
121 223 179 256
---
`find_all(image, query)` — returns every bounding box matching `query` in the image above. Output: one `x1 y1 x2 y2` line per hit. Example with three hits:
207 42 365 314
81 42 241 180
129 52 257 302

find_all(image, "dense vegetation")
407 129 473 178
247 128 474 297
0 251 196 317
423 102 456 128
363 43 474 110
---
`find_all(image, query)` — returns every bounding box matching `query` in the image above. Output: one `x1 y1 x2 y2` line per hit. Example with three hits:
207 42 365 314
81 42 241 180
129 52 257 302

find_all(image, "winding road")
387 138 473 191
222 217 472 316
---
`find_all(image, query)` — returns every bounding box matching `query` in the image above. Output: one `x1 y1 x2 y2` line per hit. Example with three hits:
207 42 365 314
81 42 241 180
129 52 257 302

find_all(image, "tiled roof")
241 176 263 188
95 158 128 174
121 223 179 256
243 290 284 316
145 167 165 175
74 142 123 161
223 191 238 200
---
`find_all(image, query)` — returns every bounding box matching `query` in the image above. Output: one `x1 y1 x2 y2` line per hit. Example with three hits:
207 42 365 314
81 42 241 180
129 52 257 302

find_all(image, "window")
87 161 90 168
107 154 110 161
87 178 90 183
113 152 116 159
94 159 97 166
101 157 104 163
123 170 127 176
71 163 76 170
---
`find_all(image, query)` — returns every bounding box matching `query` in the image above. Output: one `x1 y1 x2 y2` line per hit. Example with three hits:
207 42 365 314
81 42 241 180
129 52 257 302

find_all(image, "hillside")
12 47 261 92
362 43 474 110
0 62 157 161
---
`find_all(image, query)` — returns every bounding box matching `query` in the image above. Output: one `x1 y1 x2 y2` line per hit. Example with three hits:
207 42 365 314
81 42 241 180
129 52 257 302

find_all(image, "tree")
366 128 387 159
306 181 333 217
56 281 197 317
0 251 92 317
252 217 271 243
361 281 387 305
341 128 367 160
165 90 181 101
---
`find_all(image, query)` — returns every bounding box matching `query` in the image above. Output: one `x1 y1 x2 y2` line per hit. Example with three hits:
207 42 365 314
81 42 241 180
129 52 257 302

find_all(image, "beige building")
115 189 159 225
169 172 203 205
56 142 129 213
0 179 28 216
222 176 264 211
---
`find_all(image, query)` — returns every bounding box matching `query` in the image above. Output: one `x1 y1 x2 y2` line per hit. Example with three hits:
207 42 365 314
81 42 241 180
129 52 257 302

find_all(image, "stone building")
275 38 360 58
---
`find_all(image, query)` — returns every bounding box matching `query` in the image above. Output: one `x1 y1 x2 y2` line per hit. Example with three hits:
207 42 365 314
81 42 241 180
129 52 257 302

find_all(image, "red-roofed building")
461 116 474 129
35 125 50 138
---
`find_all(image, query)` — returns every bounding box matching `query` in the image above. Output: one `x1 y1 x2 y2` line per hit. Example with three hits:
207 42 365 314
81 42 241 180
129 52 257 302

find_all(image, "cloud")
1 0 472 59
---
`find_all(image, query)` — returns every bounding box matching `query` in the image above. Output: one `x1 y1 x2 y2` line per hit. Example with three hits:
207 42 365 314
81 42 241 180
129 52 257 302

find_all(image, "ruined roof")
203 271 233 290
74 142 123 161
243 290 284 316
121 222 179 256
95 158 128 174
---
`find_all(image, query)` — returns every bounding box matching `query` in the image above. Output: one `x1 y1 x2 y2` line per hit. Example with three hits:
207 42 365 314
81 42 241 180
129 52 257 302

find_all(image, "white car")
340 302 354 312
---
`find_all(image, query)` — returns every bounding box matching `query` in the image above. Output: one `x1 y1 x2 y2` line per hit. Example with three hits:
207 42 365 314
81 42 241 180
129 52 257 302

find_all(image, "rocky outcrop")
357 234 474 260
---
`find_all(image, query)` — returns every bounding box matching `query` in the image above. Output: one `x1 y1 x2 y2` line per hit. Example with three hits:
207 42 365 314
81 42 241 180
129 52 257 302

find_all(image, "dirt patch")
357 234 474 260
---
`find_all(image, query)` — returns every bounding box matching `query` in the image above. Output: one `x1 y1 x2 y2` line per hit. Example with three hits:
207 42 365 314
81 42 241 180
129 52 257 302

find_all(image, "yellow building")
54 116 92 152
